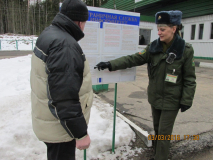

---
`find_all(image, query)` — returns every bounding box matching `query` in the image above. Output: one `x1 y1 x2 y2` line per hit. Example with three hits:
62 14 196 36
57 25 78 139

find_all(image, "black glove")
180 104 191 112
95 62 112 71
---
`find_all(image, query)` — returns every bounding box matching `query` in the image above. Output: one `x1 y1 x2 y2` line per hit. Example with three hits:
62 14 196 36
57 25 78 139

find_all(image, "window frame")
191 24 196 40
210 22 213 39
198 23 204 40
138 28 152 46
181 25 184 39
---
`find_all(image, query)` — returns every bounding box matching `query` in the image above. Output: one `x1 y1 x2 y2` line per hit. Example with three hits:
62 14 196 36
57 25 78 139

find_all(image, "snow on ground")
0 34 143 159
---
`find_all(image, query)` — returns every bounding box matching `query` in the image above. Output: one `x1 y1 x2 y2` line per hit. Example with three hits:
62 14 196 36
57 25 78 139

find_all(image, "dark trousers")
151 106 179 160
44 140 76 160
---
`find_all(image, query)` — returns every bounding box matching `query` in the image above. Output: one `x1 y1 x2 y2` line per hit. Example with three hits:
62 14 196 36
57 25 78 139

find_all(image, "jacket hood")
52 13 85 41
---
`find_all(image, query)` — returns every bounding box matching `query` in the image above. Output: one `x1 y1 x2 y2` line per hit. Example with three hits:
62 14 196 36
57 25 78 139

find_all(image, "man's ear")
79 21 86 31
79 22 82 30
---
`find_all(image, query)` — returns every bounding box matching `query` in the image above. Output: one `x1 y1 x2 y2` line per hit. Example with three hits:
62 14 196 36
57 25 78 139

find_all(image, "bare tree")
0 0 89 35
12 1 15 33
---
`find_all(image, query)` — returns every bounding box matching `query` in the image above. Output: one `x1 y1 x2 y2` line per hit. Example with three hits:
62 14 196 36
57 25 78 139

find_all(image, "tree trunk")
46 2 47 27
12 1 15 33
19 0 22 34
6 0 9 33
33 7 35 35
39 5 40 34
0 10 3 34
0 0 3 34
27 0 30 35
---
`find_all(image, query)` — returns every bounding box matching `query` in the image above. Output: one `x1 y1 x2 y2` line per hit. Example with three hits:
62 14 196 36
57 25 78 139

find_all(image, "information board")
78 7 140 85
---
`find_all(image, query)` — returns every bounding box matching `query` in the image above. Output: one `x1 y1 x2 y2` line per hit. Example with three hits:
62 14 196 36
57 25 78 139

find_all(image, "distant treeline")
0 0 108 35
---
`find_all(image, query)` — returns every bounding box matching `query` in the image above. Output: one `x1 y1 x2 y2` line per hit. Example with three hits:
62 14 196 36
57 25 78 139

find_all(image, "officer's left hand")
180 104 191 112
94 62 111 71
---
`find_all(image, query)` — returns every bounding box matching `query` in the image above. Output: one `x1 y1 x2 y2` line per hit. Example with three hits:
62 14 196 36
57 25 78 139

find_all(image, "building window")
139 29 151 45
181 26 184 39
198 24 204 39
210 23 213 39
191 25 196 40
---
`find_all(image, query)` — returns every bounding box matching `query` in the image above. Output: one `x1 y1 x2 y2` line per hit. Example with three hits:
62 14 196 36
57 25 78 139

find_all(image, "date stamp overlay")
148 135 199 141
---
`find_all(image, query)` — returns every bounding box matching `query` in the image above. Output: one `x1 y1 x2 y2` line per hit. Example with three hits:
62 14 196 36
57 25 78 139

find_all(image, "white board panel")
78 8 140 85
78 21 100 53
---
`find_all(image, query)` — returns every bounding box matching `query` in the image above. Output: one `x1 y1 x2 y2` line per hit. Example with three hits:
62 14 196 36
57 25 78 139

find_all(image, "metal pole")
16 40 18 50
84 149 86 160
112 83 117 153
0 40 1 50
32 40 34 50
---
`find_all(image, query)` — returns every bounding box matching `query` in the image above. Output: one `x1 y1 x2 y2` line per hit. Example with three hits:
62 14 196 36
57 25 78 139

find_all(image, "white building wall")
138 14 213 59
182 14 213 58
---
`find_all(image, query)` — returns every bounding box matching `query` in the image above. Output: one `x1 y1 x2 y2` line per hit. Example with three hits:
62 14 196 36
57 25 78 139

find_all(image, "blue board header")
88 11 140 28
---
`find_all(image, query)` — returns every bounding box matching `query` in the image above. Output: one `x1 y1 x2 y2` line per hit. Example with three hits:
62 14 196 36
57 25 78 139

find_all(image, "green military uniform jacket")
110 35 196 110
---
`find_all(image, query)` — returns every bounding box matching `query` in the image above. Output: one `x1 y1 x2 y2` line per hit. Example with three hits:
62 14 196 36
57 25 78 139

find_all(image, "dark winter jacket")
109 35 196 110
30 13 93 142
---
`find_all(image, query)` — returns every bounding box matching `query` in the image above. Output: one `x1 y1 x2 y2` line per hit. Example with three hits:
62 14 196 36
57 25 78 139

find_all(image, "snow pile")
0 54 143 160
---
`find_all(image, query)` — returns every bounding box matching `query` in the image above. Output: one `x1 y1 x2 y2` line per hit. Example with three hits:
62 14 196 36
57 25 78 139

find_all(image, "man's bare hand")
76 134 91 150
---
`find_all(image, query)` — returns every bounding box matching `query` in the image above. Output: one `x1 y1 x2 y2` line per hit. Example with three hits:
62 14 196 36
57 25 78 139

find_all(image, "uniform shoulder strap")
185 43 192 48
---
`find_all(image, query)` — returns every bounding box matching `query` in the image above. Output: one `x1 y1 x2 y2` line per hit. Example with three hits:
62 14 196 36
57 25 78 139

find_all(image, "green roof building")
101 0 213 59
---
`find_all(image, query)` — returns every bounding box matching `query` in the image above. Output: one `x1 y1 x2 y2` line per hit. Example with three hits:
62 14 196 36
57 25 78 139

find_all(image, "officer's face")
157 26 176 44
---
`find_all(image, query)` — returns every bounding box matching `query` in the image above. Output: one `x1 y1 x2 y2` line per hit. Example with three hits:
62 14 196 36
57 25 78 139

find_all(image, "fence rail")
0 40 36 51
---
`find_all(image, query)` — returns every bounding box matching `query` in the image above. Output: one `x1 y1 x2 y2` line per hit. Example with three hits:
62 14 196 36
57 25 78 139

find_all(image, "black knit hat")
60 0 89 21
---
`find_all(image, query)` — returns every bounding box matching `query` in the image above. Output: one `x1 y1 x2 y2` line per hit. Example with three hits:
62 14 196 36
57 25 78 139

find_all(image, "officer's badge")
158 15 161 20
139 49 146 55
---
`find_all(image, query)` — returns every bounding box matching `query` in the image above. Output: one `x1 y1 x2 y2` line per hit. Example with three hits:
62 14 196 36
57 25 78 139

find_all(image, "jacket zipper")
162 53 167 109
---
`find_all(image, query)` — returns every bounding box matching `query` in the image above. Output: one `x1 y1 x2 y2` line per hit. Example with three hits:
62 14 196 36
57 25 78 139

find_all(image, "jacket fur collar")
149 34 185 60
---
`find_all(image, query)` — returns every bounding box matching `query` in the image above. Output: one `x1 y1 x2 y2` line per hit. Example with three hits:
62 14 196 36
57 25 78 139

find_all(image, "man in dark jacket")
30 0 93 159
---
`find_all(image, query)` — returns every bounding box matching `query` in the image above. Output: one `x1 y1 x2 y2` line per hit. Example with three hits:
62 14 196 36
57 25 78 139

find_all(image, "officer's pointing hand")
94 62 111 71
